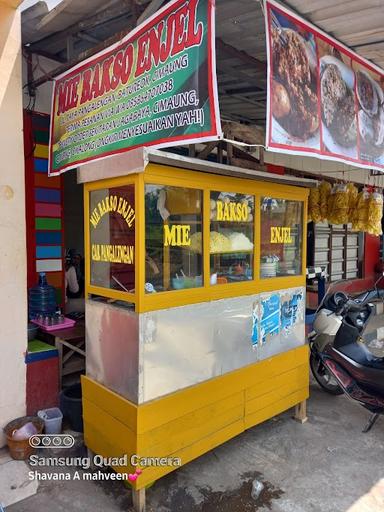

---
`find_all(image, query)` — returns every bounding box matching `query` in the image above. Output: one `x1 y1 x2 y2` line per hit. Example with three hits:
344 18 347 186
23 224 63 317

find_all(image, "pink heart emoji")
135 468 142 475
128 473 138 482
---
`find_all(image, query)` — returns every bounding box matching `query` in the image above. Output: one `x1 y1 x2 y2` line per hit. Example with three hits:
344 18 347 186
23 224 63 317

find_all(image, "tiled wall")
24 111 65 306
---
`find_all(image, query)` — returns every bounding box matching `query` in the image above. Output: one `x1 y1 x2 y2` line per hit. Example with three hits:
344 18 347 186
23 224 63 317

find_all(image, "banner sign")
49 0 221 176
265 0 384 171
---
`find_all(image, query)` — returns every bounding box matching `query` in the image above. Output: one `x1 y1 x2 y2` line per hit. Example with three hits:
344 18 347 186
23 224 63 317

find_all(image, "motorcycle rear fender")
322 358 384 411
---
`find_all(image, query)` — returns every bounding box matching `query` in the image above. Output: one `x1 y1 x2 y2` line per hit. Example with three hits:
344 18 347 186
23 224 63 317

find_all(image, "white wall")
0 2 27 446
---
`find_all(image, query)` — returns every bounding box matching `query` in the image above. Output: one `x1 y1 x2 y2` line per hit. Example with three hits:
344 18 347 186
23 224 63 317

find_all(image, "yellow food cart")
80 148 313 508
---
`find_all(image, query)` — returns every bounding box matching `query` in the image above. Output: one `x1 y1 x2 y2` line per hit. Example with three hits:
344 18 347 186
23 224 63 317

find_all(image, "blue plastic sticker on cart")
251 301 259 348
260 293 281 344
281 291 304 335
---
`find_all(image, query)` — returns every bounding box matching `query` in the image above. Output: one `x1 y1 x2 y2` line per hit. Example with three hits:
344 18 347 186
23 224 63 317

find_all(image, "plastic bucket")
60 383 83 432
37 407 63 434
4 416 44 460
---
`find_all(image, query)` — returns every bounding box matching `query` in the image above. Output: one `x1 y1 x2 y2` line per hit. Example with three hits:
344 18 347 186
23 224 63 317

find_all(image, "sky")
20 0 63 12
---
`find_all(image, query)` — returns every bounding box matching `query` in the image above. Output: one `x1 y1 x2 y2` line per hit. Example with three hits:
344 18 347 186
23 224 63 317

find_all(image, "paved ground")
5 379 384 512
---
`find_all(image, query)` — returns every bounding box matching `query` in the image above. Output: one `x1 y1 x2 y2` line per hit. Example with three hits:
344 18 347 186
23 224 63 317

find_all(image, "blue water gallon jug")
29 272 57 319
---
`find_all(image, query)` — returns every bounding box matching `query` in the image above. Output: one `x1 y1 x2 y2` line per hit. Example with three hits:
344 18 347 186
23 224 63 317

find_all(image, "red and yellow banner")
49 0 221 176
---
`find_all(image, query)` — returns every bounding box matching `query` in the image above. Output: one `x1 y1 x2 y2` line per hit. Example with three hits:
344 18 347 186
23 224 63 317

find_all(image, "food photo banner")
265 0 384 171
49 0 221 176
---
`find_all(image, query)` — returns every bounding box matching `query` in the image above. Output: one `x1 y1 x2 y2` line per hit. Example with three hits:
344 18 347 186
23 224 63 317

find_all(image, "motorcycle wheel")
310 353 343 395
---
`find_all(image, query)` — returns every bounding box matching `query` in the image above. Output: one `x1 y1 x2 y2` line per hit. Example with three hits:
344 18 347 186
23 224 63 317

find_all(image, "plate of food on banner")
320 54 358 159
356 69 384 165
269 9 320 149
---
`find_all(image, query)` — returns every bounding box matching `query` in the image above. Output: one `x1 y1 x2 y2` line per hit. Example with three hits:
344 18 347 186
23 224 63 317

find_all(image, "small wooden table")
42 321 86 388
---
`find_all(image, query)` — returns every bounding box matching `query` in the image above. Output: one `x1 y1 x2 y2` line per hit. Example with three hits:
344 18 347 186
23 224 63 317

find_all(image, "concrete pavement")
5 380 384 512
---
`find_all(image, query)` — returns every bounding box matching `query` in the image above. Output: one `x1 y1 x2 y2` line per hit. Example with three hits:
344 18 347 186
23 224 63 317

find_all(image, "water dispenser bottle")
29 272 57 319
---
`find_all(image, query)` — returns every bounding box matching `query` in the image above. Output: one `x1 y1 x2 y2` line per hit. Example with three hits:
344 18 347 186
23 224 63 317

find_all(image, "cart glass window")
260 198 303 278
145 185 203 293
209 191 254 285
89 185 135 292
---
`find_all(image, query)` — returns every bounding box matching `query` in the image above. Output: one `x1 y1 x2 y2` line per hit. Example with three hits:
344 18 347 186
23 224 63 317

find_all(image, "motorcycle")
309 275 384 432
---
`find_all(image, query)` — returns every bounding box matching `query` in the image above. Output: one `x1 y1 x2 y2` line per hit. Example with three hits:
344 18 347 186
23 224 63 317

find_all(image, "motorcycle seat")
338 342 384 370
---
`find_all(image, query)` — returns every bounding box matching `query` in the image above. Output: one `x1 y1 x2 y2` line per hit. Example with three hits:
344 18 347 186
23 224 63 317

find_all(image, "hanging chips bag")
352 190 370 231
347 183 358 222
319 181 332 221
328 184 349 225
367 192 383 236
308 186 321 223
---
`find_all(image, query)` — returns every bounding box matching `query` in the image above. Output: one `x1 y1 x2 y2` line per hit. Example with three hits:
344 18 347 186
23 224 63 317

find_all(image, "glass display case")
260 198 303 278
82 161 310 498
88 183 135 297
209 191 254 285
145 185 203 292
84 165 307 312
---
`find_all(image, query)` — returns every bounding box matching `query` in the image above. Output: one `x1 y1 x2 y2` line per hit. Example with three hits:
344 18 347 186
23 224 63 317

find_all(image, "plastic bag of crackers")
352 189 370 232
328 184 349 225
319 181 332 221
367 192 383 236
308 186 321 223
346 183 358 221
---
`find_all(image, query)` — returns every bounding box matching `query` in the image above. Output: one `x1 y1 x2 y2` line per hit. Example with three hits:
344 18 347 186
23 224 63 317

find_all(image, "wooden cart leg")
132 488 146 512
293 400 308 423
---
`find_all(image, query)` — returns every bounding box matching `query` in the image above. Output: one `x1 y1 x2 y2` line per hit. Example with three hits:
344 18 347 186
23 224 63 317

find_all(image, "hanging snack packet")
309 186 321 223
346 183 358 222
367 192 383 236
352 190 370 232
319 181 332 221
328 184 349 225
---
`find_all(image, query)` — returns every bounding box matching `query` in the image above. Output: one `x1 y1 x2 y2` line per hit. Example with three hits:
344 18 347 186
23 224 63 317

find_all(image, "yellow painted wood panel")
135 420 244 490
245 364 309 402
246 376 308 416
83 399 137 451
238 346 308 388
137 346 308 432
137 392 243 451
34 144 49 159
81 347 308 434
82 346 309 491
83 399 137 472
244 387 309 431
137 403 244 457
82 376 138 432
